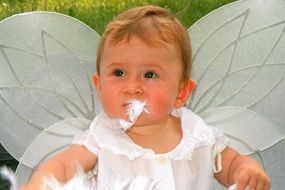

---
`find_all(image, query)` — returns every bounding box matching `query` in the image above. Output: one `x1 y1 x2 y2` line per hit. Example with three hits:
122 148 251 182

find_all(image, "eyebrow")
105 62 164 70
105 62 124 68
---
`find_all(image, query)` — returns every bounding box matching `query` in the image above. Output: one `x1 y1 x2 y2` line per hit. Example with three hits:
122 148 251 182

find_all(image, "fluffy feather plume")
0 166 93 190
0 166 17 190
228 184 237 190
117 99 149 131
41 168 92 190
126 99 149 122
228 184 252 190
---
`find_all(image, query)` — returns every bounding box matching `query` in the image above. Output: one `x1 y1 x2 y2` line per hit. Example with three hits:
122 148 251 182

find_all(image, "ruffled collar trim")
90 107 216 160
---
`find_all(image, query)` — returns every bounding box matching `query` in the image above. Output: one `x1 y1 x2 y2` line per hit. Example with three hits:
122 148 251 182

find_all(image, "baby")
20 5 270 190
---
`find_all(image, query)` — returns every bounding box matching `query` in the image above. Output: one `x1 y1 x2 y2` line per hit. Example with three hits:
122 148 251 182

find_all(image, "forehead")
107 31 174 48
102 35 180 63
98 35 184 80
104 33 181 58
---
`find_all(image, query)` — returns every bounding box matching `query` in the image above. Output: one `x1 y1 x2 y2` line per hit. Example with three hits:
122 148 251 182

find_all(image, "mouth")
128 100 149 120
117 99 149 131
123 102 131 107
123 100 147 108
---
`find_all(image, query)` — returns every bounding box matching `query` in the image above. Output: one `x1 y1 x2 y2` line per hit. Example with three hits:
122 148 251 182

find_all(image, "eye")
113 69 125 77
144 71 157 79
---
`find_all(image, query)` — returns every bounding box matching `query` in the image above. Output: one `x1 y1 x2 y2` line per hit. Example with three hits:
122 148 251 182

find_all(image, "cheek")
99 79 120 95
97 82 120 108
147 87 178 112
99 93 122 119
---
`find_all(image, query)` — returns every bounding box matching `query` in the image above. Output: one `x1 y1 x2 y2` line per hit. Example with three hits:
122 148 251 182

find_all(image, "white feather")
126 99 149 122
117 99 149 131
0 166 18 190
228 184 252 190
0 166 94 190
41 168 93 190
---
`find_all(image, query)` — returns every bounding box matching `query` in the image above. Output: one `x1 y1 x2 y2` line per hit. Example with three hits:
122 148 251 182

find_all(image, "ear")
174 79 196 108
92 74 101 95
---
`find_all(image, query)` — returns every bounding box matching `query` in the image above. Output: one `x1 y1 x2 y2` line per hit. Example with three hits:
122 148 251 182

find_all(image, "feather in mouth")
117 99 149 131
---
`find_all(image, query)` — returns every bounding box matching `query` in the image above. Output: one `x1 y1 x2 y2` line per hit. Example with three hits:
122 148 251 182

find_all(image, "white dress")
72 107 229 190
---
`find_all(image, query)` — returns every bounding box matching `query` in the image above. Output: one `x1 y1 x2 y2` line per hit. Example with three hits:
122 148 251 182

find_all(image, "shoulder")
179 107 229 149
179 108 215 139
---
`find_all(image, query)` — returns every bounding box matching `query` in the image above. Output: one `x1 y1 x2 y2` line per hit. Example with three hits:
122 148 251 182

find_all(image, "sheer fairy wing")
0 12 101 183
188 0 285 189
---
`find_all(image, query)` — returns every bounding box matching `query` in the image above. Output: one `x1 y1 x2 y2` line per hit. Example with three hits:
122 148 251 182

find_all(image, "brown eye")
144 71 157 79
114 69 125 77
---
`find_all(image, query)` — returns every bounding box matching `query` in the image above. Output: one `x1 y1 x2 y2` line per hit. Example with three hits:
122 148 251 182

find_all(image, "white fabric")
72 107 229 190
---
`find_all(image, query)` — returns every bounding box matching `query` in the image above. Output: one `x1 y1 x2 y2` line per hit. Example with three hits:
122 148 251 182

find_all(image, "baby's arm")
214 147 270 190
20 144 97 190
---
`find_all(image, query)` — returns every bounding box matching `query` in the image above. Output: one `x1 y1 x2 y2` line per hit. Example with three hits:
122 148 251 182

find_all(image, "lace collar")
90 107 217 160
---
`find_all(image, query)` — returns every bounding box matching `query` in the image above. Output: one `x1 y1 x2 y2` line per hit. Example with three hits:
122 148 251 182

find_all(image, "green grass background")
1 0 237 34
0 0 237 189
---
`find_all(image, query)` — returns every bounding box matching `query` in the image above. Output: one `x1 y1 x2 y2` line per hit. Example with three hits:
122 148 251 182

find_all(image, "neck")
126 115 182 153
127 115 171 136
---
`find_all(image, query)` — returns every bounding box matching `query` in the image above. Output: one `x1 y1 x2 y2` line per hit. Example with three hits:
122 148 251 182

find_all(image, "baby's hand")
233 163 270 190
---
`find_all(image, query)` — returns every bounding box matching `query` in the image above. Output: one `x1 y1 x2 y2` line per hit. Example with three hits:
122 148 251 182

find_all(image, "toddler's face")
94 36 186 126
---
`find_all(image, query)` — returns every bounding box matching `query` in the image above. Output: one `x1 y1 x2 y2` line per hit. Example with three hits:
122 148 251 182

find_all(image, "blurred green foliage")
0 0 237 35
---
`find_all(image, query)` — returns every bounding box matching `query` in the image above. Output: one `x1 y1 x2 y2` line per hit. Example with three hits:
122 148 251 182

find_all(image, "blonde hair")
96 5 192 82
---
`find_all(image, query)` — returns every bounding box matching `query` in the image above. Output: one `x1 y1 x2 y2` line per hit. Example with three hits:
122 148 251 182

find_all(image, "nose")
123 77 143 96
